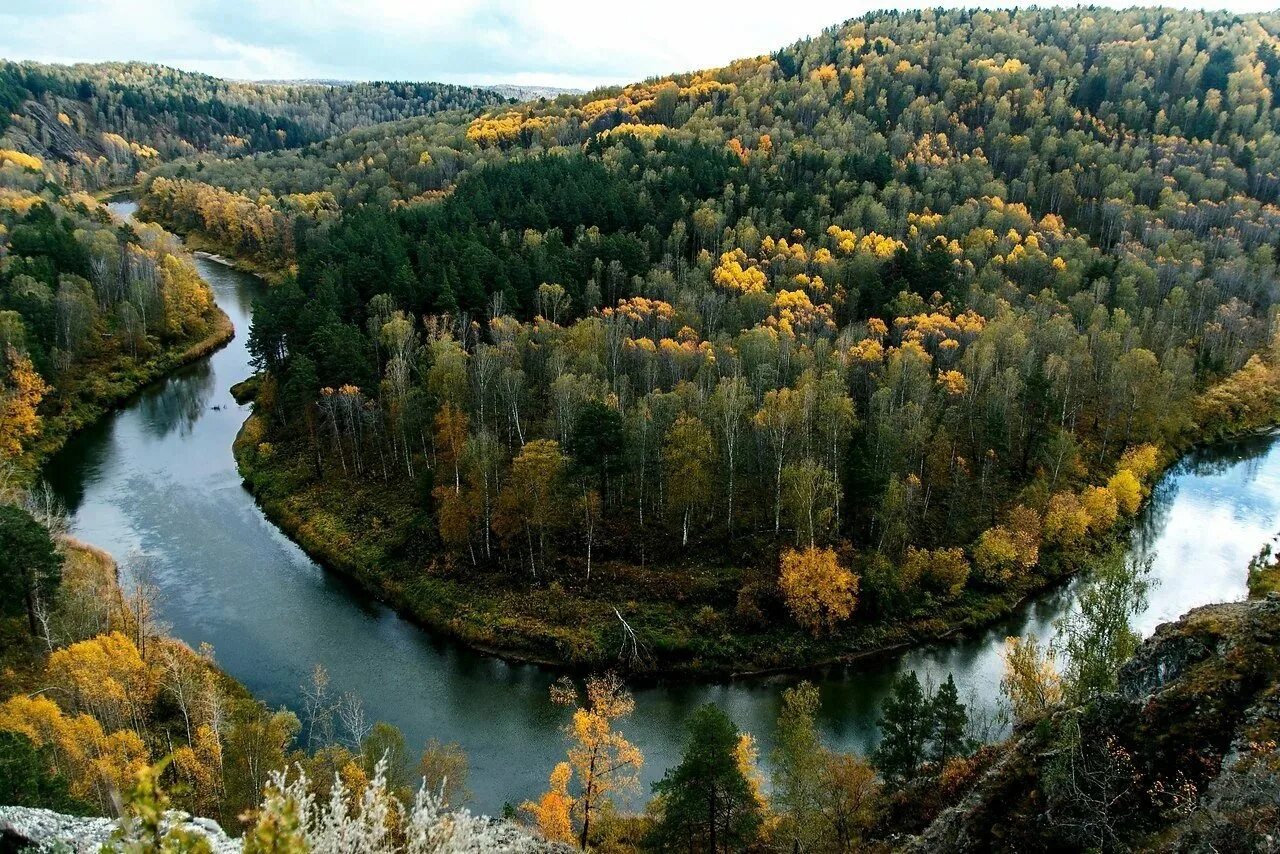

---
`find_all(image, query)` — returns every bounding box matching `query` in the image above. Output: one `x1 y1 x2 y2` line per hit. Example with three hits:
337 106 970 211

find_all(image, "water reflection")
136 360 217 440
38 203 1280 813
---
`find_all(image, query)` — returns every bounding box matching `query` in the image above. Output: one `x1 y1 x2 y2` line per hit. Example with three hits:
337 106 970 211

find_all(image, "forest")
0 150 227 475
1 5 1279 853
2 490 1275 851
141 6 1280 670
0 59 510 190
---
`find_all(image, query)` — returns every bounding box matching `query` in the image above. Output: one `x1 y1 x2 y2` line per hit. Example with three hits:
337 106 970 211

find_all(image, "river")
39 201 1280 813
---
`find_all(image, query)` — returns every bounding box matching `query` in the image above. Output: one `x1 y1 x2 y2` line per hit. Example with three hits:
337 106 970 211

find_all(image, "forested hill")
0 59 511 189
154 7 1280 672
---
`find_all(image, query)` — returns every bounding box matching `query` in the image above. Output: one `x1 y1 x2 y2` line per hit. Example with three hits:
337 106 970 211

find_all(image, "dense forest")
0 150 226 474
138 7 1280 671
1 5 1279 852
0 60 510 190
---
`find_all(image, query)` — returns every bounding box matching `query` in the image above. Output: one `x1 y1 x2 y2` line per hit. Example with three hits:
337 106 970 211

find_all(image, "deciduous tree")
494 439 568 575
663 414 715 545
0 346 49 461
548 673 643 849
1001 635 1062 724
779 546 858 634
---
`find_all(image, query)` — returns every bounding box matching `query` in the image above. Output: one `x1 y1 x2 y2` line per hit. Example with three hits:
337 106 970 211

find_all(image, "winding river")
40 201 1280 813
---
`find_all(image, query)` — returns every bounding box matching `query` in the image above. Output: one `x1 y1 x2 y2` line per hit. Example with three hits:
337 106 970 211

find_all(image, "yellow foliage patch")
0 149 42 171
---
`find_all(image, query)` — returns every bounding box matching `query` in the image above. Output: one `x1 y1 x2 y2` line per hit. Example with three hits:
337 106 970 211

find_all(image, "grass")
1248 561 1280 599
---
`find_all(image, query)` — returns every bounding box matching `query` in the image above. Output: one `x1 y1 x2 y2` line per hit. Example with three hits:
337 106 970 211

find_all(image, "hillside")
130 7 1280 673
0 153 231 479
903 593 1280 852
2 6 1280 850
0 535 558 852
0 60 510 189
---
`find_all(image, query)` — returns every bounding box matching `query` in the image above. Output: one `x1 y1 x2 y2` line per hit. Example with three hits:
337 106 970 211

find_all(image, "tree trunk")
24 583 37 637
726 460 735 535
774 458 783 534
580 754 597 850
709 785 717 854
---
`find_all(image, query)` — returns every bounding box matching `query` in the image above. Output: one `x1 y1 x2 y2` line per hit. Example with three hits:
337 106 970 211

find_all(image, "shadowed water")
41 201 1280 812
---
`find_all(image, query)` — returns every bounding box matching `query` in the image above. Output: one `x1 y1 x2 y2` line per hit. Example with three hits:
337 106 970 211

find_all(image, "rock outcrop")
904 595 1280 852
2 100 106 167
0 804 570 853
0 806 239 853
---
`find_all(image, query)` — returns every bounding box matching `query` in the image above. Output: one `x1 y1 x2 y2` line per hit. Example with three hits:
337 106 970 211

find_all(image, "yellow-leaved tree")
171 723 225 818
1043 492 1091 547
524 761 575 846
0 693 148 809
47 631 159 734
1000 635 1062 724
1107 469 1144 515
779 546 858 634
541 673 643 849
1084 484 1120 530
972 506 1040 585
494 439 567 575
735 732 770 817
0 345 50 461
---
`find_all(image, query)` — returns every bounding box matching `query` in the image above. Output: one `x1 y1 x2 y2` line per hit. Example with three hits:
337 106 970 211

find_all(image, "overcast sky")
3 1 1280 91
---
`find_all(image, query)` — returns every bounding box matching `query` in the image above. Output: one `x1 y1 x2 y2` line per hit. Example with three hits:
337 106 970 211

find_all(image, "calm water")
41 201 1280 812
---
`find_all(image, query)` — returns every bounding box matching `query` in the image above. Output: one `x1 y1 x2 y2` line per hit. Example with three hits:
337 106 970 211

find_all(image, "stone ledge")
0 806 239 853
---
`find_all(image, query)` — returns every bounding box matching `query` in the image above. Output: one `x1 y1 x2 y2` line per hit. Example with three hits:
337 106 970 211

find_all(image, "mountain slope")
134 6 1280 673
0 60 510 188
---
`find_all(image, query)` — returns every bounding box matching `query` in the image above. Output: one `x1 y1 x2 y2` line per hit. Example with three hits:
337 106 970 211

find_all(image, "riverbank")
233 409 1128 678
230 361 1280 678
11 304 233 482
134 215 291 285
42 218 1280 811
0 536 252 705
178 230 289 284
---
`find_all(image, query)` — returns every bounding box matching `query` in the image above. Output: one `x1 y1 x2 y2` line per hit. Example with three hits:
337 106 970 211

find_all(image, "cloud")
0 0 841 85
2 0 1278 88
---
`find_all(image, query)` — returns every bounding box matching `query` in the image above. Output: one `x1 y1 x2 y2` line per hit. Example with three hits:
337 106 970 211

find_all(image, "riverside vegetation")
2 483 1277 851
164 6 1280 672
1 5 1280 852
0 151 229 479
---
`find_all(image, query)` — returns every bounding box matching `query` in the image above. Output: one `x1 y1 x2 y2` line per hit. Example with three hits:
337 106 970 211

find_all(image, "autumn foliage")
779 547 859 634
0 345 48 461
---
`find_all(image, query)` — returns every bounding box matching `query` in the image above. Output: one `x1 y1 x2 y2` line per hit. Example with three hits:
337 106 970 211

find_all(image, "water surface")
43 201 1280 811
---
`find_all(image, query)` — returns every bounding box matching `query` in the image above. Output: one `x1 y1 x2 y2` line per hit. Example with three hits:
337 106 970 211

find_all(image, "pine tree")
929 674 972 765
873 671 928 785
0 505 62 637
649 704 761 853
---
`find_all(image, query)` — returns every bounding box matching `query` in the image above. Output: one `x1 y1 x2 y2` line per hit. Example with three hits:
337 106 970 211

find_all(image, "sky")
3 0 1280 91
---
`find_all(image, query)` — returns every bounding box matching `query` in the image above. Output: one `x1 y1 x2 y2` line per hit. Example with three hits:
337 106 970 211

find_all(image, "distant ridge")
486 83 583 101
253 79 583 102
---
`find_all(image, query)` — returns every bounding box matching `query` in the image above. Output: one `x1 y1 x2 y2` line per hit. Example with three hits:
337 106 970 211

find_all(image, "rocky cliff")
0 806 237 853
905 595 1280 852
1 100 108 167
